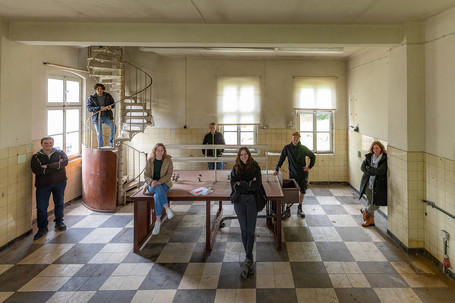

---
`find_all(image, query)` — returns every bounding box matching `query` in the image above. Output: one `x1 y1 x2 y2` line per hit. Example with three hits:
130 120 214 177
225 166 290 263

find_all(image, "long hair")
234 147 255 173
151 143 168 160
369 141 387 154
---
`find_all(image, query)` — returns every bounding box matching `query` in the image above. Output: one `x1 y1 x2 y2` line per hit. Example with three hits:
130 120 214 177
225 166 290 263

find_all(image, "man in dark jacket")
202 122 225 170
274 131 316 219
87 83 116 147
30 137 68 240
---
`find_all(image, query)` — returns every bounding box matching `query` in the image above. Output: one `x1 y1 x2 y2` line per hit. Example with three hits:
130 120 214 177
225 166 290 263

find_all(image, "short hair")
41 136 54 144
94 83 105 91
291 131 300 138
370 141 387 154
209 122 216 127
151 143 168 159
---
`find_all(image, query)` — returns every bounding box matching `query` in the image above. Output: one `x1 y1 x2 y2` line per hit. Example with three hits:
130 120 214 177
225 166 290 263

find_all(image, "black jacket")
275 142 316 179
230 160 262 203
87 92 115 123
202 131 225 157
30 148 68 187
359 153 388 206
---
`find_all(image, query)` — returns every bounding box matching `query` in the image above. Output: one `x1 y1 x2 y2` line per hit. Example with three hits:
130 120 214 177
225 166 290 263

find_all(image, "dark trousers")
234 194 258 260
36 180 67 230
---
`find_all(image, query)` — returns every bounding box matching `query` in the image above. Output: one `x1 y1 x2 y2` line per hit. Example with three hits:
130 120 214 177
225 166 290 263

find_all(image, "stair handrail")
83 60 153 149
123 144 148 184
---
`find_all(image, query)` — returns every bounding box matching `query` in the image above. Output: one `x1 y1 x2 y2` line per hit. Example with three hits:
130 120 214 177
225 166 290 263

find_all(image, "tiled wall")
129 128 349 183
424 153 454 268
0 142 82 247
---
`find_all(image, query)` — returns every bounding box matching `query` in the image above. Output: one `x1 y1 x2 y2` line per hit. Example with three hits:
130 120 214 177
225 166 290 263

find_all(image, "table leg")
134 200 152 253
276 200 282 250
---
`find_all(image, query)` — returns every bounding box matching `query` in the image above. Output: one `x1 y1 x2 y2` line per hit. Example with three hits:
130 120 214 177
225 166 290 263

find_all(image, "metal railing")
123 144 148 186
422 199 455 220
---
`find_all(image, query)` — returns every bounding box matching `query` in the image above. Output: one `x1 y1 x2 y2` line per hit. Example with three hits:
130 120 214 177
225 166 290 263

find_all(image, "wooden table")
130 170 284 255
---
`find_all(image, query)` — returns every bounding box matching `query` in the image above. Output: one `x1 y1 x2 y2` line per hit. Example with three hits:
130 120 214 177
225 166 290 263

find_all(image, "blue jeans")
147 183 170 217
93 116 116 147
234 194 258 260
208 161 223 170
36 180 67 230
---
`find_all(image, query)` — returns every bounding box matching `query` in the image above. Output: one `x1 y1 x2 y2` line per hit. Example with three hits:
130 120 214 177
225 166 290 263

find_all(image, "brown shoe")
362 216 375 227
360 208 370 221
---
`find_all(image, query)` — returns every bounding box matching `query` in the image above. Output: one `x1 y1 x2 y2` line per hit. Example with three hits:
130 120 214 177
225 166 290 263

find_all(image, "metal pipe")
422 199 455 220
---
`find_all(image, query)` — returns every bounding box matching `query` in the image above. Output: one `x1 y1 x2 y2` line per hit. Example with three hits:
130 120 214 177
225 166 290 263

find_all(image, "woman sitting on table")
144 143 174 235
359 141 387 227
230 146 262 278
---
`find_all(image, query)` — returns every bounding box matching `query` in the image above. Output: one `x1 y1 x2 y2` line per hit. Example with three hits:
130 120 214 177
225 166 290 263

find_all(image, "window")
221 125 257 145
294 77 336 153
47 76 82 156
217 76 260 145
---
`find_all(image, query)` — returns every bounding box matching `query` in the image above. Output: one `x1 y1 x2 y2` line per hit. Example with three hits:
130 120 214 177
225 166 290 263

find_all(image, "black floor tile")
335 196 360 205
139 243 167 261
217 262 256 289
53 243 105 264
357 261 399 274
375 242 409 262
190 241 227 262
414 287 455 303
321 205 349 215
48 228 95 244
92 264 119 277
363 273 409 287
283 227 314 242
99 215 133 228
109 228 134 243
4 291 55 303
0 244 43 264
335 288 381 303
88 290 116 303
59 276 90 291
109 290 137 303
169 227 203 242
302 196 319 205
63 215 87 228
255 242 289 262
335 227 371 242
173 289 217 303
122 252 153 263
318 249 355 262
310 187 333 196
256 289 298 303
293 273 333 288
187 205 206 215
79 276 111 291
227 227 242 242
0 264 49 291
139 263 187 290
304 215 334 227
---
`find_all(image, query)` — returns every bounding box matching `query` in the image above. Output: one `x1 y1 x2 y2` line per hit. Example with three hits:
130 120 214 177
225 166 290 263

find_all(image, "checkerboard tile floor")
1 185 455 302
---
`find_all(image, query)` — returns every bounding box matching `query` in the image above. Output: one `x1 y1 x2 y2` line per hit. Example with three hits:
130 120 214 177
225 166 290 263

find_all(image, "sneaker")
55 222 67 231
152 221 161 235
166 208 174 220
33 229 48 240
297 207 305 218
281 208 291 220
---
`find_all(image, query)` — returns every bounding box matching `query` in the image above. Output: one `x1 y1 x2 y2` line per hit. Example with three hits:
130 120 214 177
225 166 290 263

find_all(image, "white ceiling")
2 0 454 58
1 0 455 24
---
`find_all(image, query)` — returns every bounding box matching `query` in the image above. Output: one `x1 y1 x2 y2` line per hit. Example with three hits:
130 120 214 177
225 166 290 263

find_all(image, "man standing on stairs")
202 122 225 170
31 137 68 240
274 131 316 220
87 83 116 147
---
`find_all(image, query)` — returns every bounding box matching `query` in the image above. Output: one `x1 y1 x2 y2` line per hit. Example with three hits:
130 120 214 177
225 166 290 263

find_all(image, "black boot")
297 205 305 218
241 258 253 278
281 207 291 220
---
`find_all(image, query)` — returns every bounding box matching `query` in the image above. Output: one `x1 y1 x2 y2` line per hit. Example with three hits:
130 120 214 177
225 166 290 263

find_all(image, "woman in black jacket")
359 141 388 227
230 147 262 278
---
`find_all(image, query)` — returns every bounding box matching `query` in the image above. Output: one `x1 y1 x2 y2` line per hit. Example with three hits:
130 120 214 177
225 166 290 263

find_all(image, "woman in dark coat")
359 141 387 227
230 147 262 278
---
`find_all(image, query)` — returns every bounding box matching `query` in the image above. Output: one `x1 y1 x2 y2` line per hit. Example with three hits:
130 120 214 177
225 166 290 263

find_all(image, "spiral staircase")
84 46 154 209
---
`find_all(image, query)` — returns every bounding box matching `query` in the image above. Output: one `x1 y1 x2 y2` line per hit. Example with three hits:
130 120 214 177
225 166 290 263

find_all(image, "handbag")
256 185 267 212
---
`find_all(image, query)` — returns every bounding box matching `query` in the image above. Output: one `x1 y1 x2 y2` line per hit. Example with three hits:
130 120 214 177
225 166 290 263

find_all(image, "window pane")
300 114 313 132
224 132 237 145
316 113 330 131
48 110 63 135
223 125 237 131
52 135 63 150
240 132 254 145
240 125 254 131
66 109 80 132
317 133 330 151
48 79 63 103
66 131 80 155
301 133 313 150
66 80 80 103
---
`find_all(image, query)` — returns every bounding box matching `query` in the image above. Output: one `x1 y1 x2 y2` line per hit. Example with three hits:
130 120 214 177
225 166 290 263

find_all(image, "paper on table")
189 187 214 196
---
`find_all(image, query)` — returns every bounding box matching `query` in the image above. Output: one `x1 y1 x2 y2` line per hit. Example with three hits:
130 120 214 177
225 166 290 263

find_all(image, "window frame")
298 110 334 154
46 75 82 157
219 124 258 153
